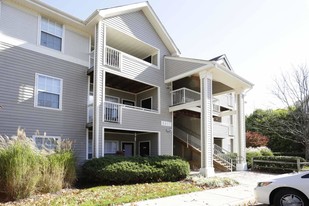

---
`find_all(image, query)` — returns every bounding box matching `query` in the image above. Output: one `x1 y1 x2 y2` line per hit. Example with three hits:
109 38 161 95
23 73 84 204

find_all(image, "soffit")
106 27 157 59
106 73 153 93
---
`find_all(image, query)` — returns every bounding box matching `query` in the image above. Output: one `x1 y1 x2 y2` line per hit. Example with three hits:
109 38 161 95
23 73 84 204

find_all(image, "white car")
254 171 309 206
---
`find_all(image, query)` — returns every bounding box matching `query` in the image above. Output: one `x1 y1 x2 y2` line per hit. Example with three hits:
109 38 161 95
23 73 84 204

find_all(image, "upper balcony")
87 72 159 126
169 87 228 116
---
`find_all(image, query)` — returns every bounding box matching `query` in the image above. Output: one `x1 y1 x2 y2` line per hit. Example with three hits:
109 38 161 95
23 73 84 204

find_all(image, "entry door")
122 143 134 157
139 141 150 157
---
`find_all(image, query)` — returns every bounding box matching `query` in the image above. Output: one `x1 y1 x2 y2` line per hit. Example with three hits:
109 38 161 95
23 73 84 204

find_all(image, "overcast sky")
42 0 309 114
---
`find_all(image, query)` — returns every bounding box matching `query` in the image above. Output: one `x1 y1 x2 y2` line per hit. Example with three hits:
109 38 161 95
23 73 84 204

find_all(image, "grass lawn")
2 182 202 206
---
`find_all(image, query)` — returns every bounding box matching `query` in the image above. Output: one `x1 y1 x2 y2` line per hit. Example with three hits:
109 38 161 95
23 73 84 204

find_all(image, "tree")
246 131 269 147
272 65 309 160
246 109 303 155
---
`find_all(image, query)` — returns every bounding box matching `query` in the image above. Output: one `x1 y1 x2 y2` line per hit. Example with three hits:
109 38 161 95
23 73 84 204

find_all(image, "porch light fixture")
166 128 172 133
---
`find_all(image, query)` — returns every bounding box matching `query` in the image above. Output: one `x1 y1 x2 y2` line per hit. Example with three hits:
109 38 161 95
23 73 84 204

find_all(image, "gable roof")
14 1 180 56
85 2 180 56
209 54 234 72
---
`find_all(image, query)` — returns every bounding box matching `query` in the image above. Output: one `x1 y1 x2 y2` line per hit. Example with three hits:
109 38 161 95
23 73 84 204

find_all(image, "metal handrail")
171 88 200 106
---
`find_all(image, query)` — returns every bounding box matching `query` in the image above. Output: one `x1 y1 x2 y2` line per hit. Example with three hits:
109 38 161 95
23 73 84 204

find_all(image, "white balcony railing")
171 88 200 106
105 46 121 69
105 102 121 123
104 101 159 124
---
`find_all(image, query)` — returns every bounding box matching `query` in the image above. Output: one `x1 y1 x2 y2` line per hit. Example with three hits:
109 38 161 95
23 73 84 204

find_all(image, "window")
33 135 60 150
40 17 63 51
87 129 93 159
104 140 119 154
122 99 135 106
35 74 62 110
141 97 152 110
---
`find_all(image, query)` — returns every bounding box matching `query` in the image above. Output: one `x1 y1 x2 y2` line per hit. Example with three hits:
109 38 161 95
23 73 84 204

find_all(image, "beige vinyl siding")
0 3 38 44
64 28 90 62
0 42 88 164
165 58 205 81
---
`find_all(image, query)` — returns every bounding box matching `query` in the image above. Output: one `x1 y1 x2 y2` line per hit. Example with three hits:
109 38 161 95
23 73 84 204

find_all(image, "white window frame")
32 135 61 150
34 73 63 110
39 16 64 52
104 140 119 154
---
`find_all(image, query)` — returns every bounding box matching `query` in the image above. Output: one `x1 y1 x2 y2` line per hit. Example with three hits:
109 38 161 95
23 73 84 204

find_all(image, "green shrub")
252 156 306 173
82 156 190 185
259 147 274 157
246 147 273 168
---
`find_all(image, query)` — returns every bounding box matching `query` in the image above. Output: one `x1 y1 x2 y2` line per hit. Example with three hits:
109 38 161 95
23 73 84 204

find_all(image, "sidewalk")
126 171 277 206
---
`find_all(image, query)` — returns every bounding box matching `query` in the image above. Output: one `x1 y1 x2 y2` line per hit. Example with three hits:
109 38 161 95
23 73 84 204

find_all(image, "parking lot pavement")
127 171 278 206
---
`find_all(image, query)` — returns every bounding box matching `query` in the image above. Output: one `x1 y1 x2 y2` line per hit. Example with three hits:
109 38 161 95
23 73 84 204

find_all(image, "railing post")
297 158 301 172
251 157 254 171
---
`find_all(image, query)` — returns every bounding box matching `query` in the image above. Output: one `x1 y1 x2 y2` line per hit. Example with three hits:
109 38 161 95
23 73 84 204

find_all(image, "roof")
87 2 180 56
15 0 180 56
209 54 234 72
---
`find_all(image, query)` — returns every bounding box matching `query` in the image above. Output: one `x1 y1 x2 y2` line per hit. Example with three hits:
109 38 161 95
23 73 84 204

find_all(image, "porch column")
93 21 106 157
235 92 247 170
199 71 215 177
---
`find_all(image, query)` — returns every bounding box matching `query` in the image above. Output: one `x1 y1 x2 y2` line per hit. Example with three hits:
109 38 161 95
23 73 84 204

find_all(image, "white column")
199 72 215 177
236 92 247 171
94 21 105 158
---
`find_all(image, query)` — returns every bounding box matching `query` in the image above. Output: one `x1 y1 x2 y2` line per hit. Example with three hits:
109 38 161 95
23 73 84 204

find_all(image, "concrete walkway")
126 171 277 206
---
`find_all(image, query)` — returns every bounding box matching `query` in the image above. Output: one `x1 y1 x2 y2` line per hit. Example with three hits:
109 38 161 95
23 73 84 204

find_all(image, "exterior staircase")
174 126 236 172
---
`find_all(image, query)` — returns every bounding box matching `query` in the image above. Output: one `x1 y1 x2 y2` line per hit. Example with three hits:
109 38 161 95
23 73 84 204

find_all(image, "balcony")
171 88 200 106
104 101 158 124
104 46 158 74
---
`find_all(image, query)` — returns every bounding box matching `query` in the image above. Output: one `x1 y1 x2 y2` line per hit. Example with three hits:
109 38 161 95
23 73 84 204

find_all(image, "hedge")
82 156 190 185
251 156 306 173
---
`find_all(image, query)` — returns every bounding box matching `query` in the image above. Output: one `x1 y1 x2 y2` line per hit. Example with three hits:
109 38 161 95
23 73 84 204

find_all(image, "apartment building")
0 0 253 176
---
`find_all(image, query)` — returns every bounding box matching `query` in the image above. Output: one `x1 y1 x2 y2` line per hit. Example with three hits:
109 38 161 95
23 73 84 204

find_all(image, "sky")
42 0 309 115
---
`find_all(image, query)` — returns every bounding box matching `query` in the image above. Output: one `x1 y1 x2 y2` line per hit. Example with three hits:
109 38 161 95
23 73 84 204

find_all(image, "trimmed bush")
82 156 190 185
246 146 273 168
252 156 306 173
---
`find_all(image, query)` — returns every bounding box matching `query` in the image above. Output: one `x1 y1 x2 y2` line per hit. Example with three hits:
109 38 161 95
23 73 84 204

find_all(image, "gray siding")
136 88 158 110
106 87 136 103
137 134 158 156
99 11 173 156
165 58 205 81
0 42 88 164
104 132 159 156
1 3 38 44
64 28 90 62
104 11 165 53
0 2 90 62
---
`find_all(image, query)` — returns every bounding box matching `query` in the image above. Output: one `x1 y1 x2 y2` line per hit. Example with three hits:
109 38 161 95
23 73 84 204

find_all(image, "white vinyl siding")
35 73 63 110
40 17 63 51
